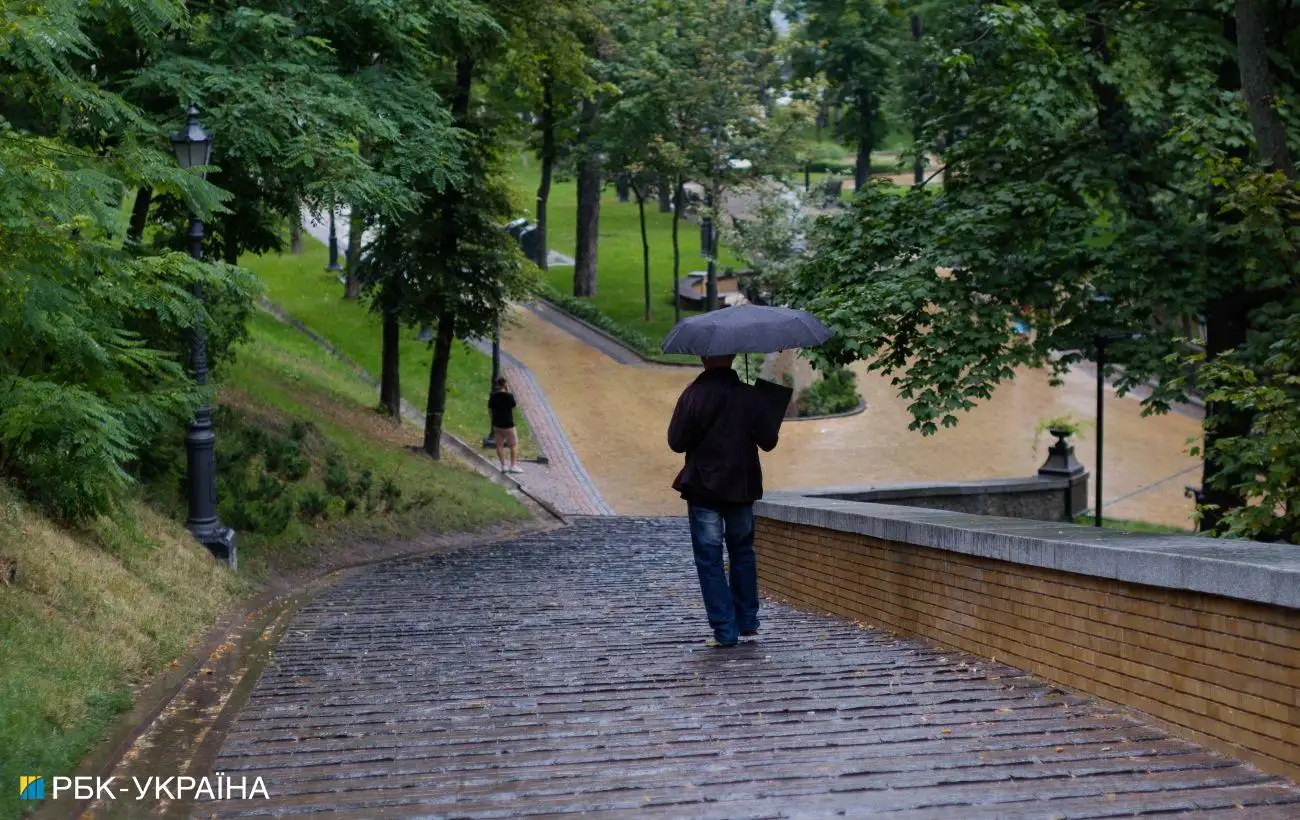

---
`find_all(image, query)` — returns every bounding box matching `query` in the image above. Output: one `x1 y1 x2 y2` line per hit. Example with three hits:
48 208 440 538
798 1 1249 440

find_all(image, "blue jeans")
688 503 760 644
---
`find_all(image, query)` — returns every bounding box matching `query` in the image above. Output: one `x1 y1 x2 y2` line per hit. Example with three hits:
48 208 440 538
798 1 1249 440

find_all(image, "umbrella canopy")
660 304 833 356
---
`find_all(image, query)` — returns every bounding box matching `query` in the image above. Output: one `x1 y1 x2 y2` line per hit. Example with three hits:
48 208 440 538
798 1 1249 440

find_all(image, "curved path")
198 519 1299 818
500 306 1202 528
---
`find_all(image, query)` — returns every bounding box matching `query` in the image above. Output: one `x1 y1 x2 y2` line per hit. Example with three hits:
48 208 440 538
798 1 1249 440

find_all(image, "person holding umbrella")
664 305 832 648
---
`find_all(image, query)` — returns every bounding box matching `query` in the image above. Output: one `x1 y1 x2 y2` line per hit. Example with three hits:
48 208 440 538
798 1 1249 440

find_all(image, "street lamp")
484 221 533 449
481 322 502 449
1092 329 1140 528
327 210 343 273
171 105 236 568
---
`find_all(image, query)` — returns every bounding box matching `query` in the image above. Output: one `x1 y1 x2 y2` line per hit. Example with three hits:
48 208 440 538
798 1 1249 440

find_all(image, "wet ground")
197 518 1299 818
502 307 1202 529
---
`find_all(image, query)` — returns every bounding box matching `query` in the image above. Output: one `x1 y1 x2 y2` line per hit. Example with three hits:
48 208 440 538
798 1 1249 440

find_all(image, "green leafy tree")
365 0 537 457
496 0 600 274
653 0 804 311
0 0 258 519
789 0 898 190
786 0 1300 536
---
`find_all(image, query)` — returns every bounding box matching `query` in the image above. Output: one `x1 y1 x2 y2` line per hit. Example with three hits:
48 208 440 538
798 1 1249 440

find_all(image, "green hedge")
538 284 657 356
798 366 861 417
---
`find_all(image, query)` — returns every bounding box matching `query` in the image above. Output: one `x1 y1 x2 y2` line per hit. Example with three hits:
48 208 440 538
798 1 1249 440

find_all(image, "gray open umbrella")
660 304 832 356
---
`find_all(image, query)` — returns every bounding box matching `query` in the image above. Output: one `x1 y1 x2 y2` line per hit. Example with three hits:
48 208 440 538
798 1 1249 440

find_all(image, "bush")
539 284 657 356
296 488 329 522
798 366 860 417
323 454 351 501
378 476 402 512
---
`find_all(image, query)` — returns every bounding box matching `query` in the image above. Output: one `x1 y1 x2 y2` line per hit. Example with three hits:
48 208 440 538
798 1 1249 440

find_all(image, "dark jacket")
668 368 778 505
488 390 516 429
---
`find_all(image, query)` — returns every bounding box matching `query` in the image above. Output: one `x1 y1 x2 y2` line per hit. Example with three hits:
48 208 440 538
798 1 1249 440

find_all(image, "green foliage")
788 0 899 166
0 0 259 521
722 182 814 301
1190 311 1300 543
733 353 766 386
798 366 860 417
785 0 1300 535
800 143 854 174
539 283 657 355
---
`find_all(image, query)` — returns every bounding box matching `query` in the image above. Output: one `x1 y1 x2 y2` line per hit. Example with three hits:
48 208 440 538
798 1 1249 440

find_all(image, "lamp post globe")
171 105 236 569
171 105 213 171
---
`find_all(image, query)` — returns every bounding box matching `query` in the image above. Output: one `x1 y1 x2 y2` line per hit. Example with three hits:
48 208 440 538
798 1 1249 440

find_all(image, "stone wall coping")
775 476 1072 501
755 495 1300 610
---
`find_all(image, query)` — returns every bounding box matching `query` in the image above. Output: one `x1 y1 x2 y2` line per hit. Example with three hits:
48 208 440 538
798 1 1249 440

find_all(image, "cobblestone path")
198 518 1298 818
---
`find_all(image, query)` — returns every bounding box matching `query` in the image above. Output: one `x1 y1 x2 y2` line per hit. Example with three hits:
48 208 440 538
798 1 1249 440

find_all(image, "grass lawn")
509 149 918 350
509 153 742 350
0 307 529 820
1072 514 1194 535
239 238 537 456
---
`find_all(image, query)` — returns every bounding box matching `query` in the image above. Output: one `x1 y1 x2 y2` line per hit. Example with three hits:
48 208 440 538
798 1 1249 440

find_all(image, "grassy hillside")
0 307 528 819
240 238 537 456
0 488 245 820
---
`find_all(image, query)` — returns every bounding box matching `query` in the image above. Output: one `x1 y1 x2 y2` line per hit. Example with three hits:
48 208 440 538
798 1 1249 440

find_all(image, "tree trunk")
854 92 875 192
536 73 555 273
289 198 304 254
658 180 672 213
1199 292 1253 531
704 187 718 312
910 12 925 186
1237 0 1294 176
127 187 152 244
574 95 602 298
380 308 401 420
634 184 651 321
423 310 456 458
421 54 475 460
345 207 363 300
221 222 239 265
672 181 682 324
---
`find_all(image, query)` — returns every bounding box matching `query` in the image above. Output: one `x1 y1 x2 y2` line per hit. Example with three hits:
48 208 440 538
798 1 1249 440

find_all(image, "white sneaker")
507 465 524 474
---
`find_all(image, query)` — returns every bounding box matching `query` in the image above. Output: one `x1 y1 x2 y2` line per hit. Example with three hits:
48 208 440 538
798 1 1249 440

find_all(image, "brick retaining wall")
754 502 1300 782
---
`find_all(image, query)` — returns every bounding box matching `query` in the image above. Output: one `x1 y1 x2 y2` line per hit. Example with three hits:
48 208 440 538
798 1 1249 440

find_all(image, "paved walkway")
288 212 609 517
468 336 614 516
498 308 1203 528
198 518 1299 818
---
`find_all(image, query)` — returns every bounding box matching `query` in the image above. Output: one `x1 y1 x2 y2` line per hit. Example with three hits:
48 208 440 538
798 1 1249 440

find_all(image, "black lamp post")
171 105 236 568
326 210 343 273
1092 330 1140 528
481 321 502 449
484 220 532 449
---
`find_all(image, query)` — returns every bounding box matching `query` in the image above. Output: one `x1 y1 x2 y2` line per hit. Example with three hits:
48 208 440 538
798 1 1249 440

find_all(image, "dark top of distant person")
489 390 516 430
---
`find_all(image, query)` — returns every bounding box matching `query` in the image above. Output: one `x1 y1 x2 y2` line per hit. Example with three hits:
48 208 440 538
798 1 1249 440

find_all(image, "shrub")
378 476 402 512
538 284 657 355
798 367 860 417
296 488 329 522
323 454 351 501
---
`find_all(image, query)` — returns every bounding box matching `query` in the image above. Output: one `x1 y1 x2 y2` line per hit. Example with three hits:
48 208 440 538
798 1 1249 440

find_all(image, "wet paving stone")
197 518 1300 818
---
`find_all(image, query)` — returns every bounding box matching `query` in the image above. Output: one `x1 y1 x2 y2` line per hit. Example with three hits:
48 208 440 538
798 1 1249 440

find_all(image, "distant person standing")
488 377 522 474
668 354 779 647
